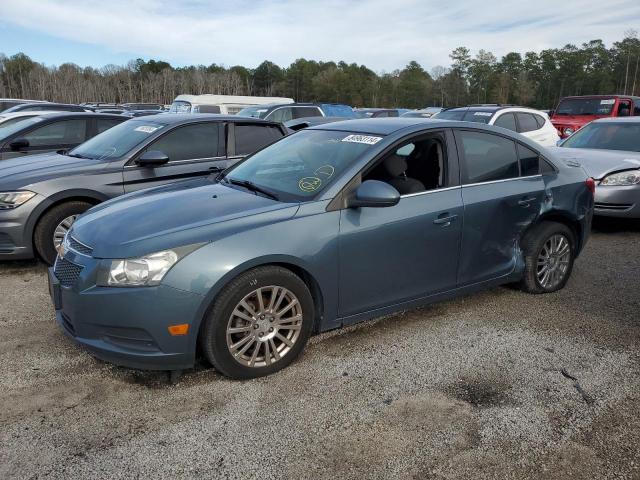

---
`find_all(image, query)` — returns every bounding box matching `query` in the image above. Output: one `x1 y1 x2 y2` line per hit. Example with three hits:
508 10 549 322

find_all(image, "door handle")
518 197 536 207
433 213 458 226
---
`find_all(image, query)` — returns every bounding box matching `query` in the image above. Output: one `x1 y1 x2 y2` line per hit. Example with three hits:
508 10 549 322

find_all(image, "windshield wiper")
66 152 87 159
227 178 279 201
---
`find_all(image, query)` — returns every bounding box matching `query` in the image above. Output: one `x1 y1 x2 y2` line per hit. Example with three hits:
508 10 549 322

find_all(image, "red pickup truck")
551 95 640 138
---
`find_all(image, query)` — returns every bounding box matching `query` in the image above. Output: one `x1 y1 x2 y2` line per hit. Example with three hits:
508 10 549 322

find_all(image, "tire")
34 201 93 265
199 266 315 379
519 221 575 294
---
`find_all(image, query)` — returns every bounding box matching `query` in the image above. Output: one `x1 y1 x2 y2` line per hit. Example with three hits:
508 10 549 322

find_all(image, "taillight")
585 177 596 196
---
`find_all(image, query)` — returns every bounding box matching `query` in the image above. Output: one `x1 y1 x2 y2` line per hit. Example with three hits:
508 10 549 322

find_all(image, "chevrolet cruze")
48 118 594 379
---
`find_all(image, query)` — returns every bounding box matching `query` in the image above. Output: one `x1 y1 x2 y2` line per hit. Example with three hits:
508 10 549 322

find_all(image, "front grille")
594 202 633 211
54 257 83 287
68 236 93 256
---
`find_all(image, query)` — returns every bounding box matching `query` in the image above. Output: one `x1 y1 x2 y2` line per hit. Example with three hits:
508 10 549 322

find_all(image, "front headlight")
107 250 179 286
600 170 640 186
0 191 36 210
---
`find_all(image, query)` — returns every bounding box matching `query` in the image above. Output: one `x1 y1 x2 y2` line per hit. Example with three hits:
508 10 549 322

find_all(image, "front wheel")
199 266 315 379
520 221 575 294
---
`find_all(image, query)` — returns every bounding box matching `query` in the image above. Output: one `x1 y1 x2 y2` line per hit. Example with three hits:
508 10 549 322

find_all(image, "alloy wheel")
536 234 571 289
53 215 77 252
226 286 303 368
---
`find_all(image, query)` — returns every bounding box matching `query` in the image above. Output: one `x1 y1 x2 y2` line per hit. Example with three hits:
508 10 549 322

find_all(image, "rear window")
516 113 539 133
169 101 191 114
434 110 466 121
320 104 355 118
556 98 615 116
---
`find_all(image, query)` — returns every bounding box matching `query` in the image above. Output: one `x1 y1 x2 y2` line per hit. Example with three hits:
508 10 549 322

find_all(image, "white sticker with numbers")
341 134 382 145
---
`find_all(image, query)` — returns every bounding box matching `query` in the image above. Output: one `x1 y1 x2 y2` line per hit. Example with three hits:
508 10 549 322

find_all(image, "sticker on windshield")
341 134 382 145
600 99 615 105
315 165 335 179
134 125 160 134
473 112 493 116
298 177 322 192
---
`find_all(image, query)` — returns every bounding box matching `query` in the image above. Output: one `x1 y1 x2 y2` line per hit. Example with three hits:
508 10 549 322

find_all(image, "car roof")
139 113 280 125
559 95 640 101
16 112 124 120
592 116 640 124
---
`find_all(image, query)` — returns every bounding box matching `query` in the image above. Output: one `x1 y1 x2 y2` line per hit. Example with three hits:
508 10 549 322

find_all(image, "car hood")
547 147 640 179
0 152 104 190
72 178 300 259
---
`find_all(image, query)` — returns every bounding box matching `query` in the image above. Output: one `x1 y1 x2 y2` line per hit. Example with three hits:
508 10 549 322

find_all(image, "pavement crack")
560 368 595 405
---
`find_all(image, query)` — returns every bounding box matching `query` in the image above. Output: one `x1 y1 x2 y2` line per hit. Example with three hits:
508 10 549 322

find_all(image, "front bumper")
48 253 206 371
0 200 40 259
594 185 640 218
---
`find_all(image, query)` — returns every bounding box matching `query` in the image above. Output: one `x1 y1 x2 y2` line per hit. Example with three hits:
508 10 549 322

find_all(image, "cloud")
1 0 639 71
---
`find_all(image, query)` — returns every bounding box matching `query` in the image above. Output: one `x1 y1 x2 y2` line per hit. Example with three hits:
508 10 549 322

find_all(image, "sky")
0 0 639 72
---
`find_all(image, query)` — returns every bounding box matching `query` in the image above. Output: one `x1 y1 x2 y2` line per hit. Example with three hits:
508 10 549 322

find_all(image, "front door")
123 122 226 193
338 130 463 318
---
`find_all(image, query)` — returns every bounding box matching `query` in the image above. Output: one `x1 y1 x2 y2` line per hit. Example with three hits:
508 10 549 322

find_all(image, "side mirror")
347 180 400 208
9 138 29 151
136 150 169 167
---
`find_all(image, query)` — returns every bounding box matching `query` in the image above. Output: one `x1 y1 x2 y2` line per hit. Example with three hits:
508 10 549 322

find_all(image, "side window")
516 113 540 133
458 130 519 184
196 105 221 114
23 119 88 146
388 110 399 117
494 113 517 131
96 118 123 134
146 123 219 162
533 114 546 128
234 124 284 156
517 143 540 176
362 134 447 194
293 107 322 119
268 108 293 123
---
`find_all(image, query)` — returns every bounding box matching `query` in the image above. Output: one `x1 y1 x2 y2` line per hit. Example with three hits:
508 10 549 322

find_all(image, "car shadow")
592 217 640 234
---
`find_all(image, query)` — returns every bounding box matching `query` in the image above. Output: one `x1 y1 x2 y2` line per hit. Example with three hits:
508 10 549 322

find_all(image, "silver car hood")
547 147 640 179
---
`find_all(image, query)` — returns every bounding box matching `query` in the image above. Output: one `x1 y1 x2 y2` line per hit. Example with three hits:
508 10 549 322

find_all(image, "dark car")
0 99 48 112
3 102 88 113
237 103 355 123
48 118 594 378
0 112 126 161
354 108 400 118
0 115 287 264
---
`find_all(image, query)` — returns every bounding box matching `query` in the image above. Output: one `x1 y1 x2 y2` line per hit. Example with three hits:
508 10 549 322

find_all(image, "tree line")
1 32 639 110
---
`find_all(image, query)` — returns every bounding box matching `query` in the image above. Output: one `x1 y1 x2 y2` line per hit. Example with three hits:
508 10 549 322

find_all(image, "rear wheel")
199 266 314 379
34 201 93 265
520 221 575 294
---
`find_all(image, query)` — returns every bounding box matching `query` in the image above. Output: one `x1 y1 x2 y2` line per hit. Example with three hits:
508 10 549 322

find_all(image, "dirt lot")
1 219 639 479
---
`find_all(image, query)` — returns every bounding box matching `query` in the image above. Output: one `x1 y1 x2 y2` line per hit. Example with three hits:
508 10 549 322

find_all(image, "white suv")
434 105 560 146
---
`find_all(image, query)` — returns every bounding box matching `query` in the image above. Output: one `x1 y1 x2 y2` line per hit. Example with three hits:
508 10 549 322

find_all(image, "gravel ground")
1 218 639 479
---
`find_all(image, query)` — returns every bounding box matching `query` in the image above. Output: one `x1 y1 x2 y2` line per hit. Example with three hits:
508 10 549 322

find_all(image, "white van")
169 94 294 115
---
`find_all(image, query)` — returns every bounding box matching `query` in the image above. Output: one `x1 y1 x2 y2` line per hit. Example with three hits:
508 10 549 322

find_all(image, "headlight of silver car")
0 191 36 210
600 170 640 186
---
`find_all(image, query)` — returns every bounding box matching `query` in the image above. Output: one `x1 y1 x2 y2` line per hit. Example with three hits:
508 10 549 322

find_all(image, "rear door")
455 129 545 285
123 121 225 193
0 117 90 159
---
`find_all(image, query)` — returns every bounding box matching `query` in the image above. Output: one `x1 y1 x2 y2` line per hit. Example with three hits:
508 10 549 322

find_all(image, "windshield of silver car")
561 122 640 152
223 129 383 201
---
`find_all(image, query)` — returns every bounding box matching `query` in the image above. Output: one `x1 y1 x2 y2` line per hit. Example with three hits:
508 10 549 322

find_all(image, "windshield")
320 104 356 118
435 109 494 123
69 120 167 160
561 122 640 152
169 101 192 113
556 98 615 116
0 116 45 140
224 129 382 202
236 105 269 118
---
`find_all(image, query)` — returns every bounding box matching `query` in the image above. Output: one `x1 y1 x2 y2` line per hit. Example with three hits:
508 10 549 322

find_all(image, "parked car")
0 112 125 161
551 95 640 139
47 118 594 378
170 94 294 115
0 111 61 128
550 117 640 218
4 102 89 113
237 103 355 123
401 107 444 118
354 108 400 118
0 98 47 112
434 105 560 146
0 115 287 264
121 103 164 111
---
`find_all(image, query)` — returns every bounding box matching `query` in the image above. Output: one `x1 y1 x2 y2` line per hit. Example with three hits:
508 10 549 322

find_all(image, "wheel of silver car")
519 221 575 294
199 266 315 379
536 234 571 289
226 286 303 368
53 215 78 252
